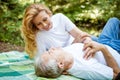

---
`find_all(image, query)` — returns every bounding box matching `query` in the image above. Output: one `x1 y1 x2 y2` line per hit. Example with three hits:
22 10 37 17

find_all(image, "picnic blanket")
0 51 82 80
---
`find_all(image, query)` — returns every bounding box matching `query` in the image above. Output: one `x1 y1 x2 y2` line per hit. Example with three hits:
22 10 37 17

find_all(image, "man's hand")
83 41 104 59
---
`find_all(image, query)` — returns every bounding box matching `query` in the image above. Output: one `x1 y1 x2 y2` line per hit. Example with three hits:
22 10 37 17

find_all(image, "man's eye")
48 51 51 54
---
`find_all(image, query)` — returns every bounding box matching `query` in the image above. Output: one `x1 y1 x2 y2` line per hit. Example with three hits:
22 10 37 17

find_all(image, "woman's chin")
47 25 52 30
45 27 51 31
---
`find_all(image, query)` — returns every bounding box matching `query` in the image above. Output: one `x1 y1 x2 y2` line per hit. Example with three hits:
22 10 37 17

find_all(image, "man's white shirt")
63 43 120 80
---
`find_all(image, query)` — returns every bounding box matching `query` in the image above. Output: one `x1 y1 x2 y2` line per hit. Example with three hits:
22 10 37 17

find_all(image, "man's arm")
100 45 120 75
83 41 120 78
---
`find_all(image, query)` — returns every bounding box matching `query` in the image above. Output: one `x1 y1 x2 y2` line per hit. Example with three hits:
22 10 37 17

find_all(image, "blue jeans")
92 17 120 53
92 18 120 53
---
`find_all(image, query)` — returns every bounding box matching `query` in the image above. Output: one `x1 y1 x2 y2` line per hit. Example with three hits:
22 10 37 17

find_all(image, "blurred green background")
0 0 120 46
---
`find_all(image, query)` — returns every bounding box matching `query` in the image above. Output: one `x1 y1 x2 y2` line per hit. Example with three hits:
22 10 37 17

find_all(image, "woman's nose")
42 22 47 27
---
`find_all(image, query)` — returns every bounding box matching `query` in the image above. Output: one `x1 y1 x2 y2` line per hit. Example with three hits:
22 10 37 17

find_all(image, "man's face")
32 10 53 31
41 48 65 64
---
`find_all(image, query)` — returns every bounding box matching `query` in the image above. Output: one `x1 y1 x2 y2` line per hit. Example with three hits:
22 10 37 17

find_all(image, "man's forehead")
41 53 48 59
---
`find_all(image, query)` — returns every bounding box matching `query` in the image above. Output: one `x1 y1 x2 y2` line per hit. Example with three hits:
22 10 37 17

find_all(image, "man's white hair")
34 55 64 78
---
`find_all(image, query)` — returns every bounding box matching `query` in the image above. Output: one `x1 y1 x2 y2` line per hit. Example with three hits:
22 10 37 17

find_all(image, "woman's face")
32 10 52 31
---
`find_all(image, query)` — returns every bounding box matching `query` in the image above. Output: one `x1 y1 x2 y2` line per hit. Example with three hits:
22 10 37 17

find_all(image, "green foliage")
0 0 25 46
0 0 120 46
44 0 119 24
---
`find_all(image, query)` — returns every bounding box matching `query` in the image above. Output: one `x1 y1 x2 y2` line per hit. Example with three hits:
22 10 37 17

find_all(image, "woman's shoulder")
51 13 66 25
53 13 64 16
52 13 65 19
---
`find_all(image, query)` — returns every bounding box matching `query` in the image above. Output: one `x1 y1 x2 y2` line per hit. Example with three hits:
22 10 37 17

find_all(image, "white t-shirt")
35 13 76 56
63 43 120 80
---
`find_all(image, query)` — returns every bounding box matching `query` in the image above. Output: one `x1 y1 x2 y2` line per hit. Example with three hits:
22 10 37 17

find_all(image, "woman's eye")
37 22 41 26
43 18 47 22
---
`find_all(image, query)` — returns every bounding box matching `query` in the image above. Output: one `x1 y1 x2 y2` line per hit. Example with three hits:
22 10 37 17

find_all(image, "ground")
0 41 24 53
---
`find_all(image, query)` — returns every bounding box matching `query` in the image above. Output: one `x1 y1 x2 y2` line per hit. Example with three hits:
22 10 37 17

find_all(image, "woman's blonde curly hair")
20 3 52 58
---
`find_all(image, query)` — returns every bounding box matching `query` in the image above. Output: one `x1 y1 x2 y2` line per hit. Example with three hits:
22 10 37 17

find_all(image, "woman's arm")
69 27 92 43
60 13 92 43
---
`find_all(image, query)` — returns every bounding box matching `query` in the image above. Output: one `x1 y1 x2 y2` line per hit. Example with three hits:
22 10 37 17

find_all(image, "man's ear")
57 62 64 69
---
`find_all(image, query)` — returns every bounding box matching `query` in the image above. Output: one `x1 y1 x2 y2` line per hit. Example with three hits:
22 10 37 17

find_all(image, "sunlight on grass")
80 27 101 37
90 8 102 19
75 7 103 20
18 0 34 5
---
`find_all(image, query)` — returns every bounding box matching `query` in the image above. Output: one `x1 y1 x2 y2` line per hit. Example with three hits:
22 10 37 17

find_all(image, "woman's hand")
83 41 104 59
72 32 92 43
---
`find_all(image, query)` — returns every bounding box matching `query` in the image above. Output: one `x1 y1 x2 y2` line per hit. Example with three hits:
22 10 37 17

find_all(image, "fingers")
80 35 91 43
83 42 92 51
84 47 91 55
83 47 91 59
83 48 95 60
83 41 95 59
83 41 101 60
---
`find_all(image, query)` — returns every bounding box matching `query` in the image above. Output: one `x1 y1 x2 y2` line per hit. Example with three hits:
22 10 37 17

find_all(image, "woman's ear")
57 62 64 69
